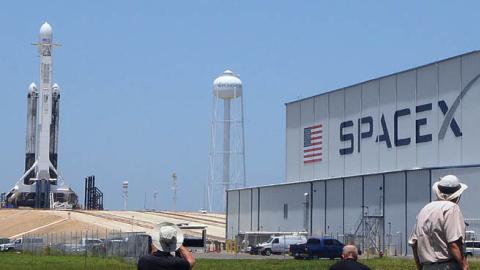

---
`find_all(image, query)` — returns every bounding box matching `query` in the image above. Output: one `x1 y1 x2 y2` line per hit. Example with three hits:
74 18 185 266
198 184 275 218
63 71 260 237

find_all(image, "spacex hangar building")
226 51 480 255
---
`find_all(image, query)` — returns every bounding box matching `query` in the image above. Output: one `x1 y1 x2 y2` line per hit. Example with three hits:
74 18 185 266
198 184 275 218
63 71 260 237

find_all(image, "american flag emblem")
304 124 322 164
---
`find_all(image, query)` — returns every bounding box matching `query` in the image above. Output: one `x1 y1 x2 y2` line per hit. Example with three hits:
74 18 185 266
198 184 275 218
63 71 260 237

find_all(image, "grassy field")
196 258 419 270
0 253 133 270
1 253 479 270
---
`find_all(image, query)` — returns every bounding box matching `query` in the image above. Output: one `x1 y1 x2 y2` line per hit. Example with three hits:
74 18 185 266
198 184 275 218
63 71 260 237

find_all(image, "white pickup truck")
0 237 44 252
0 240 13 252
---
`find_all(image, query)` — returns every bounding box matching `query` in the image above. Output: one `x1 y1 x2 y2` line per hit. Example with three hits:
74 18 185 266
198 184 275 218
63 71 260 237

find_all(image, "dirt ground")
31 218 108 237
0 209 64 238
0 209 226 241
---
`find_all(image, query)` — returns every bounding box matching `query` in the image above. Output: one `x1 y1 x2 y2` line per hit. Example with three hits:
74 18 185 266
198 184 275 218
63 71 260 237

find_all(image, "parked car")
5 237 44 252
61 238 104 253
289 237 344 259
250 235 307 256
465 241 480 256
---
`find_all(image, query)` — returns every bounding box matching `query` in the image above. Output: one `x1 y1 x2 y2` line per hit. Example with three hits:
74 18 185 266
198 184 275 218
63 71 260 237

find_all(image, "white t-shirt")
408 200 465 264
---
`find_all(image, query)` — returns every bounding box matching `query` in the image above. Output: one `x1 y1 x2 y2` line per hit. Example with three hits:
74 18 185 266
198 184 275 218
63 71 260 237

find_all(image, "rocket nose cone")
28 82 37 92
40 22 52 37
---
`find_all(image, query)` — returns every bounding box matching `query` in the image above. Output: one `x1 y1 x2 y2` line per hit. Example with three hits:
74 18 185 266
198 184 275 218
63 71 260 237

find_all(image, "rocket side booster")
25 83 38 184
49 83 60 179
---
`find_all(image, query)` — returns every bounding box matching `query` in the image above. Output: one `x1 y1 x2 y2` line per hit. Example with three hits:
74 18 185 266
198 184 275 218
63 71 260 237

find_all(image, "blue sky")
0 1 479 211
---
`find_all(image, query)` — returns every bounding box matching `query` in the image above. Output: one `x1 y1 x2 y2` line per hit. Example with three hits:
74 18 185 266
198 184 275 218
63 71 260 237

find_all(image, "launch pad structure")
84 176 103 210
5 22 78 209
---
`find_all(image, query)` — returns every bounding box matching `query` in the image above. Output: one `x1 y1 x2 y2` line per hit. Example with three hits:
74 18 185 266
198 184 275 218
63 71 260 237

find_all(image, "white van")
466 241 480 256
252 235 307 256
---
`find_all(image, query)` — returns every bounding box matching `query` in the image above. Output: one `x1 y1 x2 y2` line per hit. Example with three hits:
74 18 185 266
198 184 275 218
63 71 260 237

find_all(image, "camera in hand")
182 237 204 248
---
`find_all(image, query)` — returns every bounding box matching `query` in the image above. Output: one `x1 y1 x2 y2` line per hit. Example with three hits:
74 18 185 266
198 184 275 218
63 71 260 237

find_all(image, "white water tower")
208 70 246 212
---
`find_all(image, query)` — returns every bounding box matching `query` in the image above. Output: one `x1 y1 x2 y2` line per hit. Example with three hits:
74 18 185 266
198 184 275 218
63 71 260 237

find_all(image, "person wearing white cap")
409 175 469 270
138 222 196 270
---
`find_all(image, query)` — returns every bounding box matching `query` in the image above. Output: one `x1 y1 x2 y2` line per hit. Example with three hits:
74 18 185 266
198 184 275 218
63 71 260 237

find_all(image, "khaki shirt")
408 200 465 264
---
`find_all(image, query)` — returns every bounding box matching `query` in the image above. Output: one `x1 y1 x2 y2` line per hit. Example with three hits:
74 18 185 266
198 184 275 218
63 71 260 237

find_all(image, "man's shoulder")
427 200 456 208
138 254 189 270
329 260 371 270
421 200 457 213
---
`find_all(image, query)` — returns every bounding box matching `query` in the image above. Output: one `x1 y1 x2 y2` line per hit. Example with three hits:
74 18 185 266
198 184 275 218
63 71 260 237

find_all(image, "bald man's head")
342 245 359 261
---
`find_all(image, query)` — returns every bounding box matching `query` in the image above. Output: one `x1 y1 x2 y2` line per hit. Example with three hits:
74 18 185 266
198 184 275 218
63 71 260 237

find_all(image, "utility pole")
144 192 147 210
153 191 158 211
172 172 177 212
303 192 310 234
122 181 128 211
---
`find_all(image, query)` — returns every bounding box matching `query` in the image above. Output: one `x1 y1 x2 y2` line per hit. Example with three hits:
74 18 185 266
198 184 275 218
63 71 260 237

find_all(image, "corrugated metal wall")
227 166 480 255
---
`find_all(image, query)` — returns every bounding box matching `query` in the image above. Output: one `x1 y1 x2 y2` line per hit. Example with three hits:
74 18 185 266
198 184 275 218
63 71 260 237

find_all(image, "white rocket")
6 22 77 208
35 22 57 180
22 22 62 181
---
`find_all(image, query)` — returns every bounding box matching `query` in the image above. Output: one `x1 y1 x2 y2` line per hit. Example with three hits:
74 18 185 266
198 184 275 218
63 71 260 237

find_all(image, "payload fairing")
6 22 78 208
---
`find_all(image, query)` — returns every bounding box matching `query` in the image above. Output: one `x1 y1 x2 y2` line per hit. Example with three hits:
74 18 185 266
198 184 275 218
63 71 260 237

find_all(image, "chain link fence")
4 230 150 262
226 231 404 258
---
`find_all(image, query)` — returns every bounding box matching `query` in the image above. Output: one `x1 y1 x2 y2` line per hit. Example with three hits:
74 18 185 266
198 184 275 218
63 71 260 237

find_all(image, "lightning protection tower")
122 181 128 210
153 191 159 211
208 70 246 212
172 172 177 212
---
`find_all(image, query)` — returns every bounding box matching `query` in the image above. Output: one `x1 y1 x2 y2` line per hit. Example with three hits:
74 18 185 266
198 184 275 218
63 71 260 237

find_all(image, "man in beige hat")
138 222 196 270
409 175 469 270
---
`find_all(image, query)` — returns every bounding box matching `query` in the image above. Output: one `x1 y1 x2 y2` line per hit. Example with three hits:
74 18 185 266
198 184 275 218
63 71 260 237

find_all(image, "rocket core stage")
6 22 78 208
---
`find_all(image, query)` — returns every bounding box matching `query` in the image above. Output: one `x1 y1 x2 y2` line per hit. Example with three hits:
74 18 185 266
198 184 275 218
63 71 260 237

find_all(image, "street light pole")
387 222 392 256
303 193 310 234
153 191 158 211
172 172 178 212
396 231 403 256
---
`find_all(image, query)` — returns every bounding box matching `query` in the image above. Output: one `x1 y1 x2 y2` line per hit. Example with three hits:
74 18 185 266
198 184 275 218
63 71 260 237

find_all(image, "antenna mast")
172 172 177 212
122 181 128 210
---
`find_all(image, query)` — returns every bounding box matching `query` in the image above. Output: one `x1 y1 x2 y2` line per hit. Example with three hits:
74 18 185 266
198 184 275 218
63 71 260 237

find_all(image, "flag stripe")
304 153 322 158
304 147 322 153
304 158 322 164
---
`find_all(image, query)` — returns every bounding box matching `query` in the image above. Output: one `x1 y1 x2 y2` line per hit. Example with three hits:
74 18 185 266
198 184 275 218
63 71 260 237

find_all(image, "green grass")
0 253 135 270
1 253 479 270
196 258 418 270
